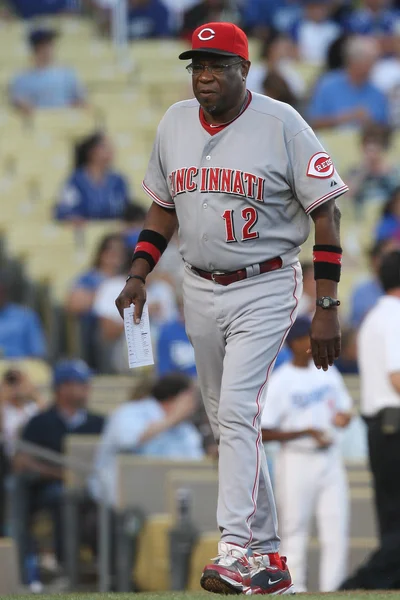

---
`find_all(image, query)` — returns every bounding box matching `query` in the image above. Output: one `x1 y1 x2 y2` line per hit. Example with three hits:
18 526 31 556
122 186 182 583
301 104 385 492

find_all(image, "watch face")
322 298 330 308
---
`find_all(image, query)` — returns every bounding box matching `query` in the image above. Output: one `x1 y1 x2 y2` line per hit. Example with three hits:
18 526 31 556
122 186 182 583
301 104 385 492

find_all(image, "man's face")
348 43 379 80
34 40 55 64
372 239 400 274
305 2 330 23
58 381 90 410
190 54 250 116
4 372 25 403
290 335 311 358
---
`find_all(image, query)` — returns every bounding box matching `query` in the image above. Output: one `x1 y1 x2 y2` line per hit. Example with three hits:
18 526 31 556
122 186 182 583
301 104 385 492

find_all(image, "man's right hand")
115 277 147 324
308 428 332 449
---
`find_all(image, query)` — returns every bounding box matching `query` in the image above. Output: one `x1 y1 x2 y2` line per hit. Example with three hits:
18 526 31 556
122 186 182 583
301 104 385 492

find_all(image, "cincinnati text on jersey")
169 167 265 201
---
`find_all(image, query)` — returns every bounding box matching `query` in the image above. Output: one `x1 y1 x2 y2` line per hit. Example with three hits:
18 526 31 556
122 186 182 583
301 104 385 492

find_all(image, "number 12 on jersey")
222 207 259 243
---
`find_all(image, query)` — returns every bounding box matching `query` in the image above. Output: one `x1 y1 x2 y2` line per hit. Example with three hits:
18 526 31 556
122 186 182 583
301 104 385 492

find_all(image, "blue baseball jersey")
344 8 400 36
157 318 197 377
55 169 130 220
128 0 172 39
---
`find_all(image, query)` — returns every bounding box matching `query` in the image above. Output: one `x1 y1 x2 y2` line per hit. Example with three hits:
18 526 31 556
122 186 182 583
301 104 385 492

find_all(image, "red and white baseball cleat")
200 542 252 594
247 553 295 595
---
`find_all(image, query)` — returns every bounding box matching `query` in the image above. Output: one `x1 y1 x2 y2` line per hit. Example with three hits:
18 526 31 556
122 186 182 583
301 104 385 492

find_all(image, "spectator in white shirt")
289 0 341 65
0 369 43 459
89 373 204 506
93 249 177 372
358 249 400 542
246 30 305 99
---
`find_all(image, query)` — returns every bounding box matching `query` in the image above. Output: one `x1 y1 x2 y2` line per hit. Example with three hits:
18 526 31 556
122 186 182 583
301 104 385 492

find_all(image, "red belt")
191 256 283 286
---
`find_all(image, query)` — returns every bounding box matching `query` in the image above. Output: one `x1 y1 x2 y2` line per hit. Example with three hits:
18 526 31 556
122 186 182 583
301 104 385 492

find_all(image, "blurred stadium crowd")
0 0 400 594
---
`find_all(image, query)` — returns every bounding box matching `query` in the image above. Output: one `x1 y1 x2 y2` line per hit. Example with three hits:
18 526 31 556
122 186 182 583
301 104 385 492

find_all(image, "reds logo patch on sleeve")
307 152 334 179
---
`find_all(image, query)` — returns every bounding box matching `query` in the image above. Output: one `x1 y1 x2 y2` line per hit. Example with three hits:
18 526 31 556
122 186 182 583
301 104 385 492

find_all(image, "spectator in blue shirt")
346 123 400 214
157 296 196 377
127 0 172 39
14 360 104 587
10 28 86 115
274 344 292 369
0 272 46 359
121 202 147 250
90 373 204 507
66 233 128 369
241 0 302 36
375 187 400 241
289 0 341 65
8 0 70 19
55 132 130 221
348 238 399 327
308 36 389 129
343 0 400 55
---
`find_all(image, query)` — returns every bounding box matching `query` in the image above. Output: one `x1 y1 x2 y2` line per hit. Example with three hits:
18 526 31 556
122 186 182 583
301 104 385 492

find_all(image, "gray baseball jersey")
141 92 348 556
142 92 348 272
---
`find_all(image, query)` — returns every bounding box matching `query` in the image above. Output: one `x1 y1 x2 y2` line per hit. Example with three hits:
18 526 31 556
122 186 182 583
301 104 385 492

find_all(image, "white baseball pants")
275 446 349 591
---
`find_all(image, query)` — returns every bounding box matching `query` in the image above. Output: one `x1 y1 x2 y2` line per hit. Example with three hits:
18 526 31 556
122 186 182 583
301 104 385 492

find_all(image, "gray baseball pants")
183 261 302 553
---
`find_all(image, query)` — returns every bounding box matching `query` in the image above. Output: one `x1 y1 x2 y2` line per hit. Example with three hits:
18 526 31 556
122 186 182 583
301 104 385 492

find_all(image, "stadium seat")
31 109 99 142
166 470 218 533
0 359 51 387
128 40 189 62
112 458 214 592
6 222 76 256
133 514 173 591
92 374 134 388
115 457 216 513
0 538 20 595
318 130 359 174
187 532 220 591
64 434 101 491
292 61 322 90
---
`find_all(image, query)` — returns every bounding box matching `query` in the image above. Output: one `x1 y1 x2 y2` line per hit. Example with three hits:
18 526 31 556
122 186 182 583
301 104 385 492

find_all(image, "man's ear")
242 60 251 79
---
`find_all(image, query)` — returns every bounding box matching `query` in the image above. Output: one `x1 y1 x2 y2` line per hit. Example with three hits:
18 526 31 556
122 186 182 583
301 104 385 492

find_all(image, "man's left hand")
310 308 341 371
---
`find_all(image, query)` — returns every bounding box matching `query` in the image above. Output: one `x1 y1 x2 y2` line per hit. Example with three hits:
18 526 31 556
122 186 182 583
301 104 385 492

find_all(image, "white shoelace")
212 542 249 567
249 554 266 575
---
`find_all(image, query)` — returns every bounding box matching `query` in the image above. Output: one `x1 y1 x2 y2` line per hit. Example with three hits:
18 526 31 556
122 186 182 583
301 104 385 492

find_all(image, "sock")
267 552 283 569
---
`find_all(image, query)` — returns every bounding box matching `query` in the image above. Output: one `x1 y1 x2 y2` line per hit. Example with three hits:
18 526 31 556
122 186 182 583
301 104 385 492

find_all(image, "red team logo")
306 152 334 179
169 167 265 201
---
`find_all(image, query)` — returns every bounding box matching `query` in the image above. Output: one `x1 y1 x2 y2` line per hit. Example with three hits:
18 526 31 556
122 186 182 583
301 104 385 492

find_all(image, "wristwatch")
316 296 340 309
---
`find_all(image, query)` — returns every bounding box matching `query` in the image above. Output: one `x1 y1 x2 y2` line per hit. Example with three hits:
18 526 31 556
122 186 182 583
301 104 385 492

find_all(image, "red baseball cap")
179 22 249 61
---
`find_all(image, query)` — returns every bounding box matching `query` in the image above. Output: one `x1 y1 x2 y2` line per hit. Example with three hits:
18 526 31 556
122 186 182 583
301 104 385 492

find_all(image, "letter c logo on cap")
198 28 215 41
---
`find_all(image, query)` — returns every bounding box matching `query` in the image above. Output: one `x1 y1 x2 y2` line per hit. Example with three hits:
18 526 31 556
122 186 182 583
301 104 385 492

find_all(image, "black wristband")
314 262 341 282
313 244 342 253
132 229 168 271
126 274 146 285
313 244 342 282
137 229 168 252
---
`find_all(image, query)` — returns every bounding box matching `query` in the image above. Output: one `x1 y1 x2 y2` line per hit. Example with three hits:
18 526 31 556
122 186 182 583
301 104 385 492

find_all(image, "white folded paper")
123 303 154 369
